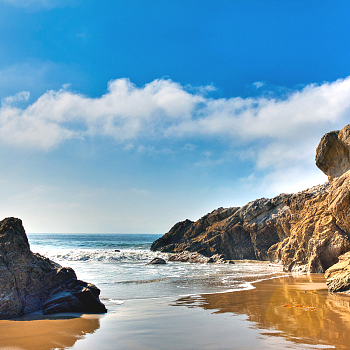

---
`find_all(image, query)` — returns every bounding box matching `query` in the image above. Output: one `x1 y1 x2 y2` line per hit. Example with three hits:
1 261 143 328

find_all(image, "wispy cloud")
1 91 30 106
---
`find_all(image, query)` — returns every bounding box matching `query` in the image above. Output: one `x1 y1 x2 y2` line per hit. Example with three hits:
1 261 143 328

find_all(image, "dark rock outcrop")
0 217 107 319
151 184 332 267
152 124 350 276
151 201 292 261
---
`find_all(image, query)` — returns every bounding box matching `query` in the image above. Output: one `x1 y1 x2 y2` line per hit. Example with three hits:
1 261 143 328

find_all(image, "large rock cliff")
152 124 350 275
0 217 107 319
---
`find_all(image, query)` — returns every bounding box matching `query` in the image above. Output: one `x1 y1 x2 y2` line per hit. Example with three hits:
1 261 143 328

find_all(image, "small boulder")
147 257 166 265
315 124 350 181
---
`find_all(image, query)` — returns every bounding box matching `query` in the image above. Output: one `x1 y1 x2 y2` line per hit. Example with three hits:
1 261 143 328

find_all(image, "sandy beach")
1 274 350 350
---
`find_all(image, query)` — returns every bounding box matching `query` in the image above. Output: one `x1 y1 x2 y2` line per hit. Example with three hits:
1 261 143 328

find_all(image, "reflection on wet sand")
173 275 350 350
4 276 350 350
0 314 101 350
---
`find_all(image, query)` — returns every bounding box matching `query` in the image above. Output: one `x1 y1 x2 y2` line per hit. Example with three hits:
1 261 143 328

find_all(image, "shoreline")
99 264 288 303
2 274 350 350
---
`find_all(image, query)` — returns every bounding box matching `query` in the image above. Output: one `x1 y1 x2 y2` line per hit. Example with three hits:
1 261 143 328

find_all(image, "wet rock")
0 217 107 319
147 258 166 265
42 279 106 315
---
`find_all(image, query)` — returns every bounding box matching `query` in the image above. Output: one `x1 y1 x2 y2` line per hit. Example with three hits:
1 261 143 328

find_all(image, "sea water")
27 233 286 307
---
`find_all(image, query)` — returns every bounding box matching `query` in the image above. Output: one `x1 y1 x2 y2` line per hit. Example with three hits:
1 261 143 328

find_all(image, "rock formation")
152 124 350 277
147 257 167 265
325 252 350 292
0 217 107 319
268 183 350 272
315 124 350 181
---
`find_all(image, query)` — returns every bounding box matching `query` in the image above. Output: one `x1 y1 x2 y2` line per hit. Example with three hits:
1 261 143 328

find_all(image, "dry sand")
1 274 350 350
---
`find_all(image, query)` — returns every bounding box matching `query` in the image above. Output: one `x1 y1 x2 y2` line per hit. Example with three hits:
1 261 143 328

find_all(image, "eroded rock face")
152 124 350 275
268 184 350 272
151 193 294 262
328 170 350 233
325 252 350 292
0 217 107 319
152 183 336 272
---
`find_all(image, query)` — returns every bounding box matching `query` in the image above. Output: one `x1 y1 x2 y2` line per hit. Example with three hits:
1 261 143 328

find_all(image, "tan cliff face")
268 184 350 272
152 124 350 276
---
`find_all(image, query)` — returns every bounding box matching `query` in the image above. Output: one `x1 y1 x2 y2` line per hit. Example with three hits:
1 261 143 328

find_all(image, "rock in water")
147 258 166 265
0 217 107 319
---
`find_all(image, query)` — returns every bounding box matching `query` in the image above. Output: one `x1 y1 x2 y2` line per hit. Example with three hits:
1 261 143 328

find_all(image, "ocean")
27 233 286 309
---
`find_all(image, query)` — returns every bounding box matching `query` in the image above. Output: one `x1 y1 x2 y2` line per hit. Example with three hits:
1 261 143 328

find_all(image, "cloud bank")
1 76 349 189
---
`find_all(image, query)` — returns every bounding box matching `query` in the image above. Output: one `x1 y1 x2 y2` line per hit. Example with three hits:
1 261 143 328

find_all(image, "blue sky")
1 0 350 233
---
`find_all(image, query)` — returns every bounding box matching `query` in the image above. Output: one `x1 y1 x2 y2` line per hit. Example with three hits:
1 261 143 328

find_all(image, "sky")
1 0 350 233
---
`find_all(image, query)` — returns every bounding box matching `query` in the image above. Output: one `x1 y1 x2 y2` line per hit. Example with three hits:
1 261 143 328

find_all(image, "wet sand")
1 275 350 350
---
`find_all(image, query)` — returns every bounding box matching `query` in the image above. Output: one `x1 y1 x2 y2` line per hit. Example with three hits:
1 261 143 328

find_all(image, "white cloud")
1 76 350 192
252 81 265 89
1 91 30 106
0 78 204 150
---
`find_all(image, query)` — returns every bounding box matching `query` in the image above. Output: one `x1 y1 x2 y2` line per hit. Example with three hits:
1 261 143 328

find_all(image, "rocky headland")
0 217 107 319
152 124 350 291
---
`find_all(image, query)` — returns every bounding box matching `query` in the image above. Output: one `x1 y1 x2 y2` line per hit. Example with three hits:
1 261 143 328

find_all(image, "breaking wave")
28 234 286 301
32 247 170 263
